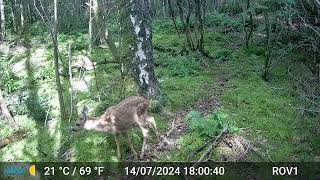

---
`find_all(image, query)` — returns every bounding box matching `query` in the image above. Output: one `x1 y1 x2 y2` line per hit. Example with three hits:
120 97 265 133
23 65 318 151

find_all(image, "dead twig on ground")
0 130 26 149
36 147 48 157
166 117 177 137
98 135 109 145
190 127 229 168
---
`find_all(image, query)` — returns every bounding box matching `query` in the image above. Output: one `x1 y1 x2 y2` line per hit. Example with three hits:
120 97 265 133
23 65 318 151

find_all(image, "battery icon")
29 165 36 176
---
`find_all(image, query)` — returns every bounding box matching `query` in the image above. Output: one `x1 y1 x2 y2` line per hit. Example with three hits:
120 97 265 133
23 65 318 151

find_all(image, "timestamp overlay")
0 162 319 179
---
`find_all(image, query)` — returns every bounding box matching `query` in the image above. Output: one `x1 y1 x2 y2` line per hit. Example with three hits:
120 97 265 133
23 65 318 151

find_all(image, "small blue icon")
3 166 25 176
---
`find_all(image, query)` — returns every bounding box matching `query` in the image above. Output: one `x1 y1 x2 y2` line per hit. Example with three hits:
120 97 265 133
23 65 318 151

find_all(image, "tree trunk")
89 0 93 52
89 0 100 47
195 0 205 51
10 0 17 34
52 0 66 119
245 0 253 48
150 0 157 16
95 0 105 44
263 12 271 81
0 89 18 130
0 0 5 41
168 0 181 38
20 2 24 31
177 0 195 50
162 0 166 18
121 0 162 99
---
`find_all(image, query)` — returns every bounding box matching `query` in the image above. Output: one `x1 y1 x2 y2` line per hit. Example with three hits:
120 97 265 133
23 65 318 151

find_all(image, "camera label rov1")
272 166 298 176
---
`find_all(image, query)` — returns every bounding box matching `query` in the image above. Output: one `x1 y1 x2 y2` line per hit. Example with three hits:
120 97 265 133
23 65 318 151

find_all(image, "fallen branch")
188 135 217 161
98 135 109 145
235 141 251 161
154 44 215 60
199 49 215 59
154 44 189 56
96 59 118 65
36 147 48 157
0 130 26 149
191 127 229 167
295 108 320 113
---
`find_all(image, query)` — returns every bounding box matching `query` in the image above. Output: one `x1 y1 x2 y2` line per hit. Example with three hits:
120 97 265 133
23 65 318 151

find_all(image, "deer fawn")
72 96 159 160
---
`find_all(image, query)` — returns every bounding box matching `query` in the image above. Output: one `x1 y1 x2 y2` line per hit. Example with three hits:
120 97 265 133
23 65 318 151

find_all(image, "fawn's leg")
135 114 149 159
138 124 149 159
123 131 138 160
146 116 160 141
114 133 121 159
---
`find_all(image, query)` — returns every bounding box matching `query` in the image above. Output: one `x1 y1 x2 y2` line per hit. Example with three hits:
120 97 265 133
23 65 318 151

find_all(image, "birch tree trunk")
0 0 5 41
121 0 162 99
19 2 24 31
89 0 100 48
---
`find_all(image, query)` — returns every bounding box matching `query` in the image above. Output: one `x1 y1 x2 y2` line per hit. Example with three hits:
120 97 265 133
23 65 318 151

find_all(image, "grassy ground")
0 19 319 162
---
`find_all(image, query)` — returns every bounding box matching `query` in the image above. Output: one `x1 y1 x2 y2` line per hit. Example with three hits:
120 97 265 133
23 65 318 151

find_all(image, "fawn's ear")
80 105 89 122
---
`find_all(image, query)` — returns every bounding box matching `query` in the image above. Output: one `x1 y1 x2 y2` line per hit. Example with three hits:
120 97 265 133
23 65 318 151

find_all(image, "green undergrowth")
1 18 319 162
214 47 320 161
157 111 238 161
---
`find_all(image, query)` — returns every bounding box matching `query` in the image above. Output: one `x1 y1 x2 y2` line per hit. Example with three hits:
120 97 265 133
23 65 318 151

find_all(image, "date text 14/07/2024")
125 166 225 176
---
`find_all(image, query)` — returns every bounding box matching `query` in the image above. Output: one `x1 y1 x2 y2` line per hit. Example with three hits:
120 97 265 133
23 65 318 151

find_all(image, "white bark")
120 0 161 99
20 3 24 29
130 13 150 85
0 0 5 41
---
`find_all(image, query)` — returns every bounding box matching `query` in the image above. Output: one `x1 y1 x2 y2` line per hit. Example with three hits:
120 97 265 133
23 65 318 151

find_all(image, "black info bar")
0 162 319 179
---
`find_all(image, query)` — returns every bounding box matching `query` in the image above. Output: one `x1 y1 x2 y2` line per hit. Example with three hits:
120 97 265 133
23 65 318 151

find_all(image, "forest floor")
0 20 319 162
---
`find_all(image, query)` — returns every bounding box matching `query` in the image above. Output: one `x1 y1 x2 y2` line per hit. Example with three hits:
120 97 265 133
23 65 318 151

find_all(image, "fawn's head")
72 105 114 132
72 105 89 131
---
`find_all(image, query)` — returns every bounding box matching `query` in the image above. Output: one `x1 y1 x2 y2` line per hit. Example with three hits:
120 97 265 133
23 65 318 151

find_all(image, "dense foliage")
0 0 319 162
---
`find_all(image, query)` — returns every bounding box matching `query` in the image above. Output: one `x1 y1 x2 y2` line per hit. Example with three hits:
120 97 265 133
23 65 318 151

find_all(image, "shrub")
205 13 242 31
214 49 235 61
185 111 235 137
220 1 243 14
72 33 88 51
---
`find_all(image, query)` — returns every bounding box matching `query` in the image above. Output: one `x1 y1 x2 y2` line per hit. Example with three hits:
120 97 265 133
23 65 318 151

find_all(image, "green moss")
153 33 182 49
217 47 320 161
155 54 202 78
160 75 211 110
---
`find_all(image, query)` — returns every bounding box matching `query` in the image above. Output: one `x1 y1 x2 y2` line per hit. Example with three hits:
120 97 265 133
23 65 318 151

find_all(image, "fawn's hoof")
132 152 138 160
140 154 143 160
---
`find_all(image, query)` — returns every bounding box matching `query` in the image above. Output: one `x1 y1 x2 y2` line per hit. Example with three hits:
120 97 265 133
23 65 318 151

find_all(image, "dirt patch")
217 132 252 161
144 110 189 161
126 91 251 162
10 43 28 55
194 96 220 116
144 95 224 161
12 47 48 77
